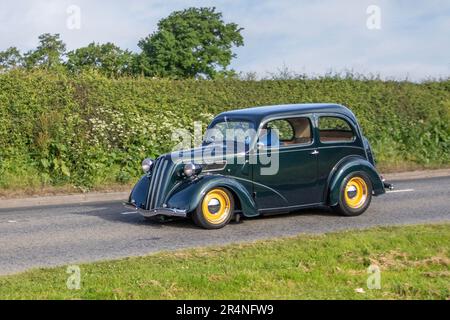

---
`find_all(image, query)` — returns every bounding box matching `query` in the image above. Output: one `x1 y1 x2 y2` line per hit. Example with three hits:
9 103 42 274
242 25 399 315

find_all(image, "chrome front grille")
146 157 171 210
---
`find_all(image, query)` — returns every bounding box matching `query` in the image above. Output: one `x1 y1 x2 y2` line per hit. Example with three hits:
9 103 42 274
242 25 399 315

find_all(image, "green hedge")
0 71 449 190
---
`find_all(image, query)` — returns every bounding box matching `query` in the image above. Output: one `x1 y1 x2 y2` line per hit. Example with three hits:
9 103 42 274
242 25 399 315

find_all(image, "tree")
0 47 24 72
25 33 66 70
66 42 136 76
138 7 244 79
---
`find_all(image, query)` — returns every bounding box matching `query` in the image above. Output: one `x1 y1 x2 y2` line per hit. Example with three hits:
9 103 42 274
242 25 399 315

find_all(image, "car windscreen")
203 120 256 146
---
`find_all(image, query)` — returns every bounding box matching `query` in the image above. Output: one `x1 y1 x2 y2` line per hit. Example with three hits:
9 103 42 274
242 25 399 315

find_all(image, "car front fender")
128 174 151 209
166 175 259 217
327 156 385 206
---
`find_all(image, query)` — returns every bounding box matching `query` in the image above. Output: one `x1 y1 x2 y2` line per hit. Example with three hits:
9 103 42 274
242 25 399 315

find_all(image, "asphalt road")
1 176 449 275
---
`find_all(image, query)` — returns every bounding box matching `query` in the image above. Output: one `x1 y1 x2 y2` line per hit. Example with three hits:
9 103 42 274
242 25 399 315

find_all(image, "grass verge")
0 224 448 300
0 183 132 200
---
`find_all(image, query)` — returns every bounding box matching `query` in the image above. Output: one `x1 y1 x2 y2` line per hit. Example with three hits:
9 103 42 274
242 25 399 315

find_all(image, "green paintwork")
128 103 386 218
252 140 319 209
128 175 150 209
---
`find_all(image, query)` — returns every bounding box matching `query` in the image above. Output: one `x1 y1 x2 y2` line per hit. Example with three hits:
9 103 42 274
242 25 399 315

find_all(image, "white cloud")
0 0 448 80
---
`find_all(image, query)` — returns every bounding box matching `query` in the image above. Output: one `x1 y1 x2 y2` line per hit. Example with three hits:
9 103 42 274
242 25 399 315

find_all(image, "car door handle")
310 150 319 155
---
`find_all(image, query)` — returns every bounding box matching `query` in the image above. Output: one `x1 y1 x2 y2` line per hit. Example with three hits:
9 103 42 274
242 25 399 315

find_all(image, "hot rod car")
125 103 391 229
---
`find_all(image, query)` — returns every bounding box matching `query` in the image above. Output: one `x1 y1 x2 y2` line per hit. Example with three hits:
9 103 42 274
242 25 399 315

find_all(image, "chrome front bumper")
123 202 187 218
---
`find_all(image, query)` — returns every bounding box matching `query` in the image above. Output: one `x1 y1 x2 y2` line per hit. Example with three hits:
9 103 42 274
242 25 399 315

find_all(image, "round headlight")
183 163 202 177
141 158 154 173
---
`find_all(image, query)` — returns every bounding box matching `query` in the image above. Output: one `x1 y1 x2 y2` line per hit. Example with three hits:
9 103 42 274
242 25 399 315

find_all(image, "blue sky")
0 0 449 80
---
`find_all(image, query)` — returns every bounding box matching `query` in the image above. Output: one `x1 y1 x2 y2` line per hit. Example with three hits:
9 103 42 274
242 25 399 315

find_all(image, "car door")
252 115 321 211
315 114 367 201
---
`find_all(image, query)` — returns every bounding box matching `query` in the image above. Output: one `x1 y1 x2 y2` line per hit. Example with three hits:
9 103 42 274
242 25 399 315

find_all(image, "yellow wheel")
333 172 372 216
193 188 234 229
344 177 368 209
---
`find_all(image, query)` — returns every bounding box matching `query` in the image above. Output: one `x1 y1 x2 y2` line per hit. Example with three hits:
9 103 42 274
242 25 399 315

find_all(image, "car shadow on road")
63 201 204 230
252 206 336 221
55 201 337 230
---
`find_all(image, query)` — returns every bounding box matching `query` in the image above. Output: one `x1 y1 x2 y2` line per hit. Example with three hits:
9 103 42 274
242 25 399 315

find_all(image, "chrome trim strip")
159 163 174 206
146 157 161 209
153 159 168 208
150 158 164 209
144 171 153 209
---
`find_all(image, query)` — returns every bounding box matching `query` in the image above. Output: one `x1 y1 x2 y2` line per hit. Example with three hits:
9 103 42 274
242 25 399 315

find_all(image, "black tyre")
192 188 234 229
332 171 372 217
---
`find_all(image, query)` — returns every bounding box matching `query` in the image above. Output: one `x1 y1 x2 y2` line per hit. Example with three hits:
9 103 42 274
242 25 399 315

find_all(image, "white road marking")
8 220 17 223
121 211 137 215
386 189 414 193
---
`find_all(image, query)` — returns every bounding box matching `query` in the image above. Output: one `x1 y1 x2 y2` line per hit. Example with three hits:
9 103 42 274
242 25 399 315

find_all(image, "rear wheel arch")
327 157 384 206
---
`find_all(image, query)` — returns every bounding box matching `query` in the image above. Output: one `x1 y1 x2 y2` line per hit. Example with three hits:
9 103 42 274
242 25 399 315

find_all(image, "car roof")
214 103 357 125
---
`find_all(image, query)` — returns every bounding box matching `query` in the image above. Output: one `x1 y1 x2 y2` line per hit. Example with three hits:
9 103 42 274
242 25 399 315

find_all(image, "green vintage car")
125 103 391 229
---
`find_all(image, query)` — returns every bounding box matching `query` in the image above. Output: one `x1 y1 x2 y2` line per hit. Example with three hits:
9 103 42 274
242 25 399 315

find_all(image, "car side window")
267 119 294 141
318 116 355 143
262 117 312 147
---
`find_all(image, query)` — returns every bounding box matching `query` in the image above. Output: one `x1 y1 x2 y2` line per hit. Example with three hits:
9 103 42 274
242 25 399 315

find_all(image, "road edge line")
1 168 449 210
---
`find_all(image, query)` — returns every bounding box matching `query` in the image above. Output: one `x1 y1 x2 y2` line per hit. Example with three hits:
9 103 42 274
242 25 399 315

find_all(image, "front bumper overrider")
123 202 187 218
380 176 394 191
